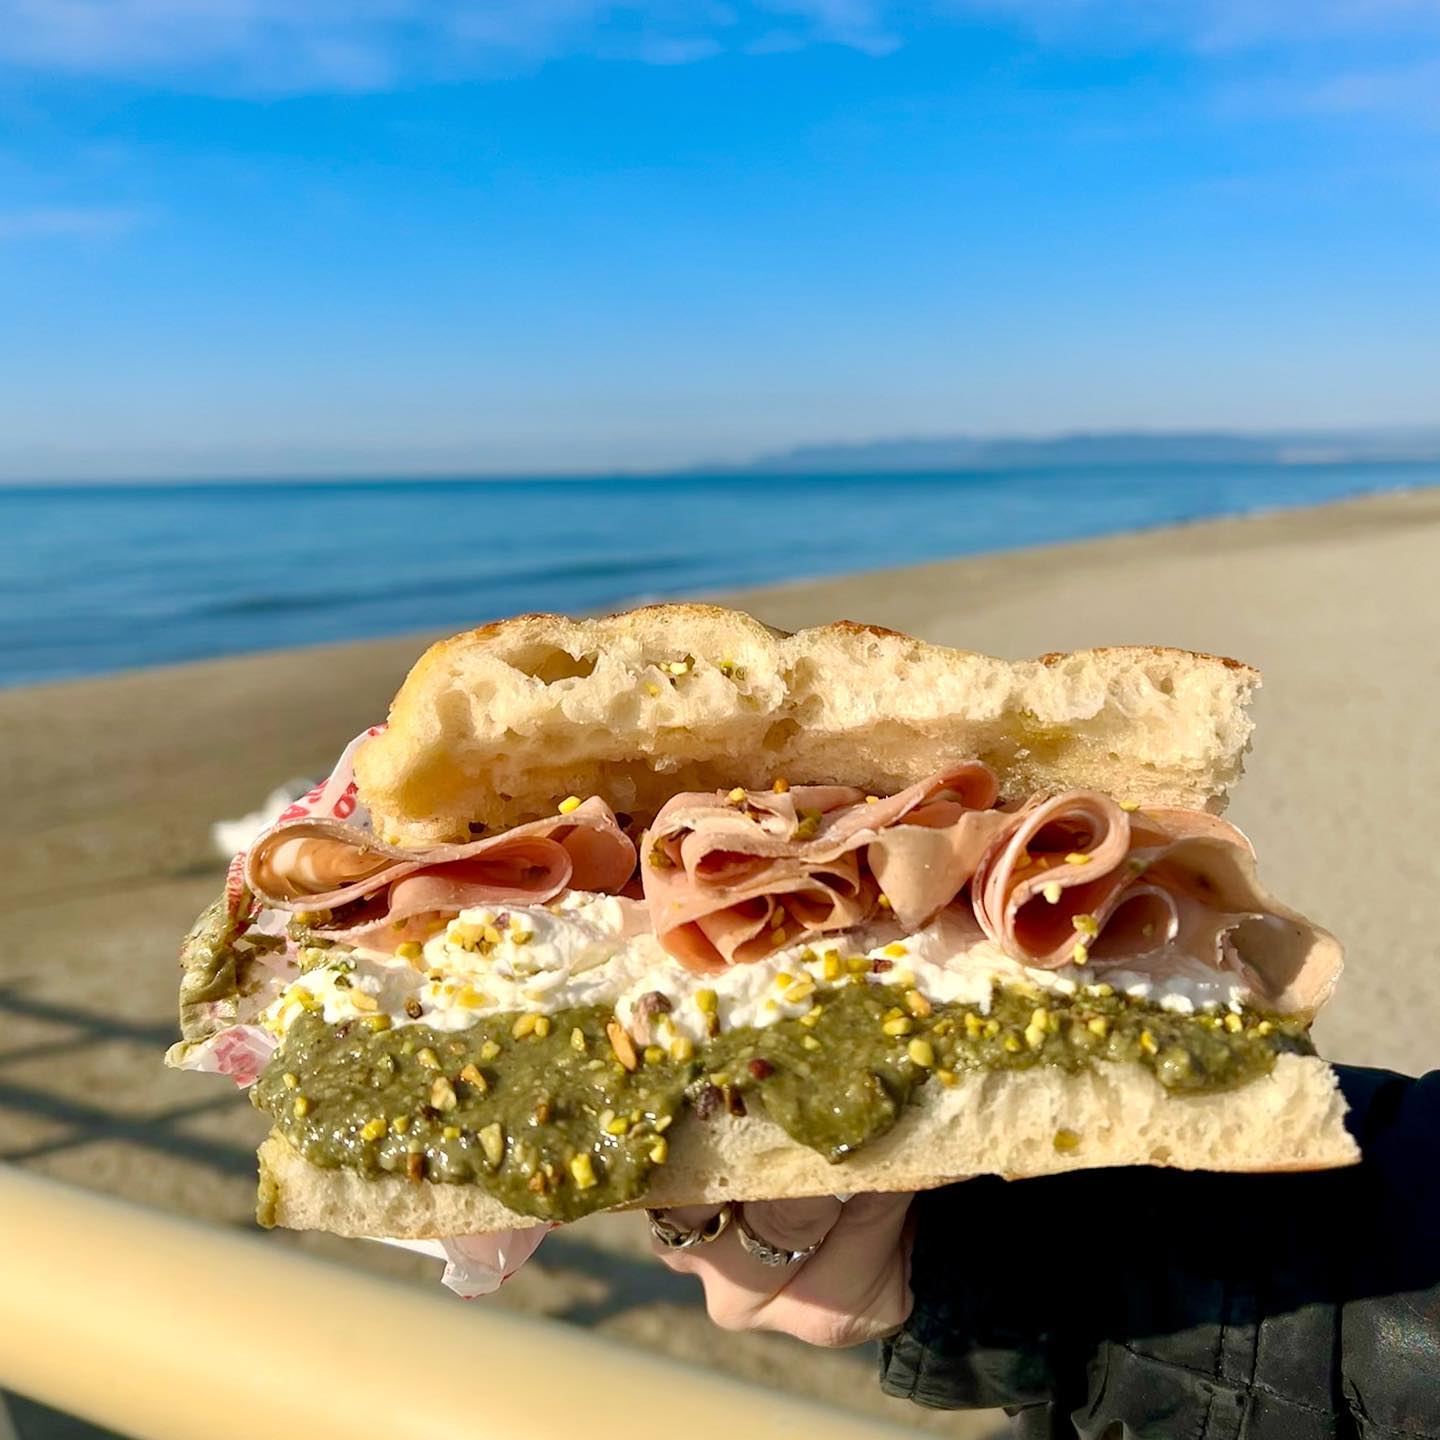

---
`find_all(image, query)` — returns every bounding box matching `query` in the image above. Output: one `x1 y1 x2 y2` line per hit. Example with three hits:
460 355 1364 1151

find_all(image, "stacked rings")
646 1205 732 1249
647 1203 821 1266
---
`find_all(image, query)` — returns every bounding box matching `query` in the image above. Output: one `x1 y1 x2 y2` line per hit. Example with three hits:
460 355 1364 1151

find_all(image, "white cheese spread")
259 890 1249 1041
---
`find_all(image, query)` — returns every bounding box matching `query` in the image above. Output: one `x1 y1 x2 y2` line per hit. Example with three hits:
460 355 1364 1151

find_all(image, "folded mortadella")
971 793 1342 1012
244 799 637 944
642 764 1013 972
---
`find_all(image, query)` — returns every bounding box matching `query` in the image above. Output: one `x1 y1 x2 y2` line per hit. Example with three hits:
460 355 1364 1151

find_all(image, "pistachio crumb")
907 1038 935 1068
606 1019 638 1071
478 1123 504 1168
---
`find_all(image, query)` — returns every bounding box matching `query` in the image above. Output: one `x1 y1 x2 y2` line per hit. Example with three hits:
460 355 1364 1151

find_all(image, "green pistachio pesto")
253 983 1314 1220
253 1007 690 1222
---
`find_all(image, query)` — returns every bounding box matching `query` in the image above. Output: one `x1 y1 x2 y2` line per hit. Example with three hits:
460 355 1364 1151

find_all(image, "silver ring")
647 1204 732 1250
732 1205 822 1267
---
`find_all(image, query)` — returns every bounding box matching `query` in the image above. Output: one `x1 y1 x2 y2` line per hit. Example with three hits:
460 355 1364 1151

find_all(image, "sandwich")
166 603 1357 1241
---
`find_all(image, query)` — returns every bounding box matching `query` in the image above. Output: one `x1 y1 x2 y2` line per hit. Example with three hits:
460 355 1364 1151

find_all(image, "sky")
1 1 1439 479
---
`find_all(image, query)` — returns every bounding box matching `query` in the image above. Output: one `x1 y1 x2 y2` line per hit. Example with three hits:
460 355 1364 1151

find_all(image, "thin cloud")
0 0 904 90
0 0 1436 98
0 206 144 240
960 0 1440 51
1307 57 1440 121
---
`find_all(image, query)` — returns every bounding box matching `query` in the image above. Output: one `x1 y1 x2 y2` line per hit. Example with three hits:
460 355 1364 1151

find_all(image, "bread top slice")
354 603 1259 845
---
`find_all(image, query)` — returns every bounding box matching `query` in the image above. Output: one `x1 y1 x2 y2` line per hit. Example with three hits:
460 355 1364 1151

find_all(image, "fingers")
660 1195 841 1294
757 1192 914 1346
652 1193 914 1348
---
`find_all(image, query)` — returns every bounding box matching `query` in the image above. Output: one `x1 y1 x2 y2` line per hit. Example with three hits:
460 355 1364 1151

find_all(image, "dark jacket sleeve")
879 1067 1440 1439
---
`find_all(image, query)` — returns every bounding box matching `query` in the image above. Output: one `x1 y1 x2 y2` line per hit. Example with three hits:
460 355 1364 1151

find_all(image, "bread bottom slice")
257 1054 1358 1238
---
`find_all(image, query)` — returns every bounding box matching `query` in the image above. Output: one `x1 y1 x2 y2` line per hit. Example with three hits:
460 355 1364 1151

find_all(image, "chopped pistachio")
606 1019 638 1071
907 1038 935 1068
478 1122 504 1168
904 989 933 1018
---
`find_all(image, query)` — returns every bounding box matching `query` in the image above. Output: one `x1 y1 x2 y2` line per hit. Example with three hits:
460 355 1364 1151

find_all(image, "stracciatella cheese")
261 892 1249 1044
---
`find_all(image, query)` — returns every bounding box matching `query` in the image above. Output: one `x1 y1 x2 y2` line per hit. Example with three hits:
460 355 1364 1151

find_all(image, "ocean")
2 462 1433 688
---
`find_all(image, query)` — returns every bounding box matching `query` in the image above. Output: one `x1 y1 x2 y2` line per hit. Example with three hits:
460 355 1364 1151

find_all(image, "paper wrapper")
181 724 553 1297
372 1228 552 1299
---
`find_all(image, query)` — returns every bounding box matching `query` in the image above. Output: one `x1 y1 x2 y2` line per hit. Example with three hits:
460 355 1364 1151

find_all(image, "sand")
3 484 1438 1437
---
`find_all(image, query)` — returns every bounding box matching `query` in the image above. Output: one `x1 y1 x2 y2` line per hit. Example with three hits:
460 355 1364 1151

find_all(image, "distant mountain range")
700 428 1440 475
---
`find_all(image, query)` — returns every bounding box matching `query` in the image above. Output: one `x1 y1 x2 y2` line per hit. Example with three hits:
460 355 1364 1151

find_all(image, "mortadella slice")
244 799 637 943
970 793 1341 1012
642 764 1011 973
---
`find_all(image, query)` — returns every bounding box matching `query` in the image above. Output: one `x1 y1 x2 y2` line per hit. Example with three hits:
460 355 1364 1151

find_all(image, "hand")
650 1193 914 1347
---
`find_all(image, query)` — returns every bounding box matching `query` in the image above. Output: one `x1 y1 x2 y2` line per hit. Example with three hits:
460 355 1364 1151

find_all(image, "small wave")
187 551 699 620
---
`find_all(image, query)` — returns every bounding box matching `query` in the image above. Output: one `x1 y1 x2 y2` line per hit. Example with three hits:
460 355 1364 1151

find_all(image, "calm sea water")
1 463 1433 687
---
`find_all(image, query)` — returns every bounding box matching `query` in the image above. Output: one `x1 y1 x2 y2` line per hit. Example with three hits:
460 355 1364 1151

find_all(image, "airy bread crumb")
354 603 1259 844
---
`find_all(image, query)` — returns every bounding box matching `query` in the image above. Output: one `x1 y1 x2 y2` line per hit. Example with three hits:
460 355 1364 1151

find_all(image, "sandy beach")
3 485 1438 1437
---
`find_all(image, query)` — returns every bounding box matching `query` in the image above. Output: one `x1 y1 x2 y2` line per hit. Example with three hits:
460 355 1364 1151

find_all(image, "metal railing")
0 1165 912 1439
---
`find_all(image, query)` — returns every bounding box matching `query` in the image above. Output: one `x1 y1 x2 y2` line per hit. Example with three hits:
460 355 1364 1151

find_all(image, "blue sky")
1 1 1438 479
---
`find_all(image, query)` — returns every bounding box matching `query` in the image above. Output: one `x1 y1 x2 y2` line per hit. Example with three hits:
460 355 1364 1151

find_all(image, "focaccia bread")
168 604 1356 1241
258 1053 1353 1239
353 604 1259 845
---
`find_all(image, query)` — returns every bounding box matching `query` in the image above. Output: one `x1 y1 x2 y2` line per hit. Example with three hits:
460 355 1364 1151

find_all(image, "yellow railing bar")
0 1165 914 1439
